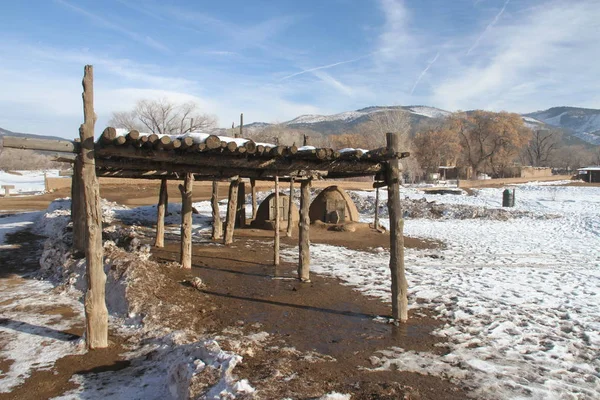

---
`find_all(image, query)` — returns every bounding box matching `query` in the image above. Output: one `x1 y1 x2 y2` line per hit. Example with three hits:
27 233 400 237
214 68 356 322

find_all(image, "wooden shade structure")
0 65 412 351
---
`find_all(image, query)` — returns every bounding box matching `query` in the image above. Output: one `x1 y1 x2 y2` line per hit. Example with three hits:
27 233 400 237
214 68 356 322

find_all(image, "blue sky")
1 0 599 138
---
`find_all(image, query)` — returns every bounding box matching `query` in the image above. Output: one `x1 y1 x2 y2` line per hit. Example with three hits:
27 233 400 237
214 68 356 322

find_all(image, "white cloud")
55 0 169 52
433 0 600 112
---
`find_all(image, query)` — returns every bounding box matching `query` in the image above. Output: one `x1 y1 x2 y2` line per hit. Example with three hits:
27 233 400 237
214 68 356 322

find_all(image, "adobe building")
309 185 359 224
251 192 299 230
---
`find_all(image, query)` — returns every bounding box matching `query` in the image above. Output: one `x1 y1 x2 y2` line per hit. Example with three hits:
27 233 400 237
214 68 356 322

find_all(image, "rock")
191 277 205 289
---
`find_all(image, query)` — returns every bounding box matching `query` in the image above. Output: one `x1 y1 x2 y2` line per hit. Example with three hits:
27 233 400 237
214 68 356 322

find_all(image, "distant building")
577 166 600 183
519 166 553 179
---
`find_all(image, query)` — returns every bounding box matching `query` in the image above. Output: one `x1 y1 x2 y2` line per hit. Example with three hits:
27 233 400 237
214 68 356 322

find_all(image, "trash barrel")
502 189 515 207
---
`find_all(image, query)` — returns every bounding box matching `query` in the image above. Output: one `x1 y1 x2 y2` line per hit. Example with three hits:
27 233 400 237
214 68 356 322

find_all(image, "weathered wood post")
298 179 311 282
239 113 243 138
79 65 108 349
211 181 223 240
224 177 239 245
286 177 294 237
236 180 246 228
274 176 280 266
386 132 408 322
71 155 86 253
155 178 168 247
179 173 193 269
251 178 257 220
374 187 380 230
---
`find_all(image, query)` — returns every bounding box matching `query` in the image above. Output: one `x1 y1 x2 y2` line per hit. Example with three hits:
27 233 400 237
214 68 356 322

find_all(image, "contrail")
280 55 370 81
467 0 510 55
410 52 439 95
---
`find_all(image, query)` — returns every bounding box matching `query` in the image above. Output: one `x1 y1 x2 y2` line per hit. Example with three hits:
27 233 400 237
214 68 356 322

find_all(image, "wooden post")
239 113 243 138
211 181 223 240
386 132 408 322
224 178 239 245
374 187 380 229
179 173 193 268
303 134 310 146
155 178 168 247
274 176 280 266
286 177 294 237
236 180 246 228
298 179 311 282
251 178 257 220
79 65 108 349
71 155 85 253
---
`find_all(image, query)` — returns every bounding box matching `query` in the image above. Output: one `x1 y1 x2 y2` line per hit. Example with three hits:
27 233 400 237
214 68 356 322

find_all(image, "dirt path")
147 231 468 399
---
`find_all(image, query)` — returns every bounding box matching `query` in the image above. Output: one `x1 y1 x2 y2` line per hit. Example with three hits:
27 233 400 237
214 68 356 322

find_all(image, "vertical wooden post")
236 180 246 228
211 181 223 240
224 178 239 245
286 177 294 237
155 178 168 247
179 173 193 269
303 135 310 146
239 113 243 138
298 179 311 282
71 155 86 253
274 176 280 266
79 65 108 349
386 132 408 322
251 178 257 220
374 187 380 230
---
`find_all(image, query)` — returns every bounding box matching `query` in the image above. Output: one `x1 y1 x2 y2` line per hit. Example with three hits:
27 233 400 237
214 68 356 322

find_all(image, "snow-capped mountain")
280 105 450 134
524 107 600 145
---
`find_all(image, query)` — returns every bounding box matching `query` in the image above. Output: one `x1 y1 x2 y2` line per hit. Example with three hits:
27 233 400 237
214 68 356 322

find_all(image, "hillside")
0 127 65 142
245 105 451 135
525 107 600 145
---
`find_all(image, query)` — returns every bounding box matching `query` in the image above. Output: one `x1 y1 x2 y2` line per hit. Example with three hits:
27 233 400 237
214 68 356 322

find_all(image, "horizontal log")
94 145 384 176
101 127 117 144
2 135 79 153
126 130 140 141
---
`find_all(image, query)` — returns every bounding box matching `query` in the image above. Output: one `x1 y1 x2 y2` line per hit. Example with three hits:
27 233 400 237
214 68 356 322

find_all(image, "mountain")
244 105 599 147
524 107 600 145
0 127 65 142
245 105 451 135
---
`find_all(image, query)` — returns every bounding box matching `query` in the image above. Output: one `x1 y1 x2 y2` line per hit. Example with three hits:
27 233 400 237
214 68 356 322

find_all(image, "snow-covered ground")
283 183 600 399
0 170 59 195
1 179 599 398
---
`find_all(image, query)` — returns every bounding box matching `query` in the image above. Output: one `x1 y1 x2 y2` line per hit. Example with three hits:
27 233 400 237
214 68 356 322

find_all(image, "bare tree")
245 124 327 147
448 111 532 178
550 145 594 173
0 149 67 170
109 98 217 135
523 129 562 167
365 110 420 182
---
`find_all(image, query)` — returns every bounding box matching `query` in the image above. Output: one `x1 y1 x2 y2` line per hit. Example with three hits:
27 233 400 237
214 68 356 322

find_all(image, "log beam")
236 180 246 228
374 187 380 230
251 178 257 220
274 176 280 266
211 181 223 240
71 155 85 253
80 65 108 349
298 179 311 282
386 132 408 322
155 178 168 247
179 173 193 268
2 135 79 153
286 177 294 237
224 178 239 245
